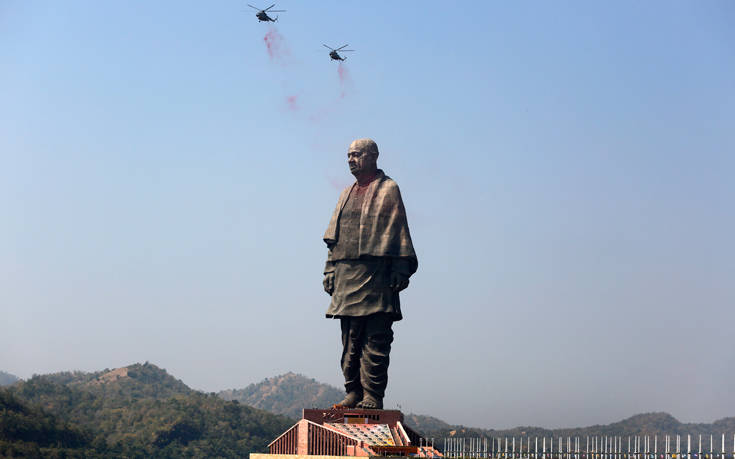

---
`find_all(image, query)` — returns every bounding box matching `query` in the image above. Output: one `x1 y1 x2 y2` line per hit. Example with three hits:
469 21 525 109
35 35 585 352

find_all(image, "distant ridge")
218 373 735 439
218 372 344 419
0 371 20 386
404 412 735 439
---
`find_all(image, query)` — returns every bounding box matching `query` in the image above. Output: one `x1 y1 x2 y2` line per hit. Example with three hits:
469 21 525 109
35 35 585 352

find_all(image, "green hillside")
0 390 96 458
2 362 293 458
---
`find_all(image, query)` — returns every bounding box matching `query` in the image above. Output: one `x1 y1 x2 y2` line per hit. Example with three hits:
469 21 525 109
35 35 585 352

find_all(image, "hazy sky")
2 1 734 429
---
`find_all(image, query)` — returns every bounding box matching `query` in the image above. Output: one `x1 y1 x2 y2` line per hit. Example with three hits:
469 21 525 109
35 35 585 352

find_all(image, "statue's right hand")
323 272 335 296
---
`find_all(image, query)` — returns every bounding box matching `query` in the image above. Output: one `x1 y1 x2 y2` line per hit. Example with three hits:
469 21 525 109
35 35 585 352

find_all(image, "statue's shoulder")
378 174 400 194
377 169 396 186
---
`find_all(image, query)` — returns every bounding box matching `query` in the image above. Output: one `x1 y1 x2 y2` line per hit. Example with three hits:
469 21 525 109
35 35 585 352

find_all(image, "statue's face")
347 143 377 176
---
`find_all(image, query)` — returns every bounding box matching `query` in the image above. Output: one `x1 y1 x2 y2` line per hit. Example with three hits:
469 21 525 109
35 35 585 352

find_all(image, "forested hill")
219 372 344 420
23 362 193 400
0 390 92 458
1 362 293 458
0 371 19 386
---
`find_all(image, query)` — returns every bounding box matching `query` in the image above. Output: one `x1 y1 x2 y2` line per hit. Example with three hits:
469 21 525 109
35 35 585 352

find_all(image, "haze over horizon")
2 1 733 429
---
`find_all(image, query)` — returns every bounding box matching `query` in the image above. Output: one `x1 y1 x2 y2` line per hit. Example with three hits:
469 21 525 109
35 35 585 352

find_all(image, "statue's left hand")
323 272 335 295
389 271 409 292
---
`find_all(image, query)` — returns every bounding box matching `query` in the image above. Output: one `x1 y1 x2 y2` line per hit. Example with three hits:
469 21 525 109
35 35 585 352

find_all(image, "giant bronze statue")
322 138 417 409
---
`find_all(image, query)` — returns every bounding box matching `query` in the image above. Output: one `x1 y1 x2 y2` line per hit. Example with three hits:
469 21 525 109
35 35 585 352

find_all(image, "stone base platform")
258 407 442 457
253 455 352 459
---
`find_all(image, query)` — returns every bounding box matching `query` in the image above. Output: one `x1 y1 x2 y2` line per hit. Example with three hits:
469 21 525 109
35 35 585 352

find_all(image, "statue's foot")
356 395 382 409
337 391 362 408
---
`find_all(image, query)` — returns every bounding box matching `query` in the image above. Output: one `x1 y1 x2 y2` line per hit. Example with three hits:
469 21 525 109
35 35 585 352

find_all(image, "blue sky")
1 1 734 428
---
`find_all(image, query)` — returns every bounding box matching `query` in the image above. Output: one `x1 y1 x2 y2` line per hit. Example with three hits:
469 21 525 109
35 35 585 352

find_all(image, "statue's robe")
323 169 417 399
323 169 418 321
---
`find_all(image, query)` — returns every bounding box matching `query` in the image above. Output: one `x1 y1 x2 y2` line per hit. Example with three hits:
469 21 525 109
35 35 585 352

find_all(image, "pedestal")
255 406 442 458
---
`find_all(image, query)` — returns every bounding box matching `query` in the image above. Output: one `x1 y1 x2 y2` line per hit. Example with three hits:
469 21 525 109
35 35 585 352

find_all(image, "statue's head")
347 138 379 177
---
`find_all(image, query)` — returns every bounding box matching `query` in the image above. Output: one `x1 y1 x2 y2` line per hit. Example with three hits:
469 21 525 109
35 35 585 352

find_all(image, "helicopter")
247 4 285 22
323 44 354 61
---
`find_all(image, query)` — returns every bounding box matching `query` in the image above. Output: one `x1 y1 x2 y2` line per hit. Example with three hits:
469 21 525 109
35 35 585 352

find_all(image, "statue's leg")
339 317 365 407
356 313 393 409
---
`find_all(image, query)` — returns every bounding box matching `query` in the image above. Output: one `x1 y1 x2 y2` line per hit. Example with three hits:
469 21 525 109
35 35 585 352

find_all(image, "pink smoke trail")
337 62 352 98
306 63 357 121
286 95 299 111
263 27 289 61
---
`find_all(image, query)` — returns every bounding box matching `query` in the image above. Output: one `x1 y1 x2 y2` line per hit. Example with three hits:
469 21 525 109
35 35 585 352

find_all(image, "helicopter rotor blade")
323 44 336 50
336 44 349 50
263 3 276 11
267 10 286 12
246 4 261 10
339 50 355 52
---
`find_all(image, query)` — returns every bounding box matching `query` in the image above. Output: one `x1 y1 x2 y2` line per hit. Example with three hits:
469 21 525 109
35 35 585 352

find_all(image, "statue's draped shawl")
324 170 418 275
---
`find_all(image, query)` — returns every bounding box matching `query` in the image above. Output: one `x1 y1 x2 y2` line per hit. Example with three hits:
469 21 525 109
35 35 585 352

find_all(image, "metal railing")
443 435 735 459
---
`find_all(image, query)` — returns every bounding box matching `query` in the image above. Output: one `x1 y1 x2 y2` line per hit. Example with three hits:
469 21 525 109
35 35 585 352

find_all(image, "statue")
323 138 418 409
